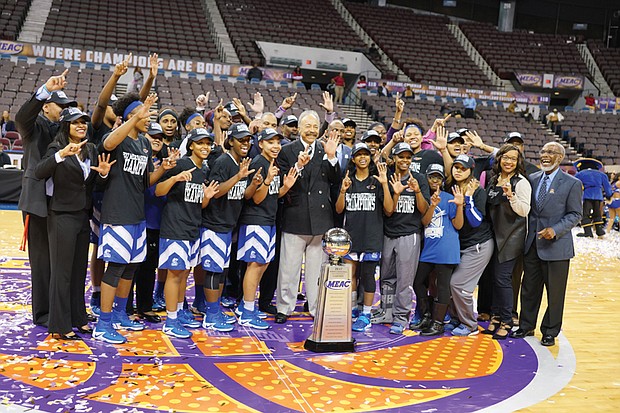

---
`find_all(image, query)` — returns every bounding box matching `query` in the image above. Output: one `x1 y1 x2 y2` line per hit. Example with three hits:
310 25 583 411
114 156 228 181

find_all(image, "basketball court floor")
0 210 618 412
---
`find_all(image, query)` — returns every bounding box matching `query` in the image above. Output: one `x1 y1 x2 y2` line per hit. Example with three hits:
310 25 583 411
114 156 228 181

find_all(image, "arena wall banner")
513 70 584 90
515 72 543 87
1 40 291 81
367 79 550 105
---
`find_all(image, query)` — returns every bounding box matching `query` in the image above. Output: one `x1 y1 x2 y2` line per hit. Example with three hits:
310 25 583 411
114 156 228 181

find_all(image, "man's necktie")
537 175 549 207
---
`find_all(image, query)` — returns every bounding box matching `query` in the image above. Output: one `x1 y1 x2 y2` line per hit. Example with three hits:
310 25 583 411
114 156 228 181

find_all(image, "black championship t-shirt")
409 149 443 175
239 154 280 226
343 175 385 253
159 157 208 240
458 186 494 249
202 153 248 232
384 171 430 238
89 122 112 146
100 133 153 225
473 155 493 180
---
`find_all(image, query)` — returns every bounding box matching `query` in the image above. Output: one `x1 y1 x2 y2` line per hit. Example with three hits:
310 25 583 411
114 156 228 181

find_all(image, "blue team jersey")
420 191 460 264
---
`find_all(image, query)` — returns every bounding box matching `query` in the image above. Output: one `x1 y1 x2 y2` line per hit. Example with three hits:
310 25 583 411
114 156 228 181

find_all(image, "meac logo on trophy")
304 228 355 353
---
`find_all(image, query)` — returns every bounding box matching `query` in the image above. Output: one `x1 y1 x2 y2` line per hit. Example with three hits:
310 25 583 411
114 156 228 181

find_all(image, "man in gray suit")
512 142 582 346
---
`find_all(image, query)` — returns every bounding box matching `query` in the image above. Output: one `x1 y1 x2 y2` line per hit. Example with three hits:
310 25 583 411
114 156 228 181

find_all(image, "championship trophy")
304 228 355 352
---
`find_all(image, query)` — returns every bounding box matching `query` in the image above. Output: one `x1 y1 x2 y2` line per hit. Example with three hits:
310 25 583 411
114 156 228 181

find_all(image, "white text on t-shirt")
396 194 416 213
268 176 281 195
184 182 204 203
345 192 376 211
228 180 247 200
123 152 148 176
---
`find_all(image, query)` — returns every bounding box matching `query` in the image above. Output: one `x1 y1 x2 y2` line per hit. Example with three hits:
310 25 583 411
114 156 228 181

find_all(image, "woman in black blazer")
35 107 114 339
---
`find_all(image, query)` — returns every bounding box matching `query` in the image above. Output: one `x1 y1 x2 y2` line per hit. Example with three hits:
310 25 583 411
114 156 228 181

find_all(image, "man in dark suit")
275 110 340 323
512 142 582 346
15 69 76 326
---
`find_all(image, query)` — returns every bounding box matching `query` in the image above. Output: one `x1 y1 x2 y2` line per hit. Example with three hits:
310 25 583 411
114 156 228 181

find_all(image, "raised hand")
281 93 297 110
114 53 132 77
390 173 407 195
238 157 255 179
296 145 311 168
246 92 264 114
112 116 122 130
91 152 117 175
175 167 196 182
265 160 279 184
407 172 421 192
373 162 389 184
167 147 181 162
395 95 404 115
449 185 464 206
466 178 479 197
232 97 248 117
282 167 299 189
203 181 219 199
431 125 447 151
149 53 159 78
139 93 158 119
322 129 339 158
196 92 210 108
252 166 264 186
464 130 483 149
392 129 404 143
214 98 225 120
430 187 441 207
431 114 451 132
340 170 352 193
319 91 334 113
45 69 69 92
501 180 513 199
59 139 87 158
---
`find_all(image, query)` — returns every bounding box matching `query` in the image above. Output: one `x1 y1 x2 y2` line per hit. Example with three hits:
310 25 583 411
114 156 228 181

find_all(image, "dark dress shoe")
511 328 535 339
86 314 97 322
139 312 162 323
259 304 277 315
420 321 445 336
541 335 555 346
302 301 309 312
52 332 81 340
77 326 93 334
275 313 288 324
297 293 305 300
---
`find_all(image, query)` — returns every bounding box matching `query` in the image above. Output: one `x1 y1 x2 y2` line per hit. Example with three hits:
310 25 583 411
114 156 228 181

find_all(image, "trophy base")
304 338 356 353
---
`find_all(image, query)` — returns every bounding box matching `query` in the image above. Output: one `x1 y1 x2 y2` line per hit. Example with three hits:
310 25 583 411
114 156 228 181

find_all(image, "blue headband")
123 101 143 121
404 123 424 135
185 112 201 126
157 108 178 122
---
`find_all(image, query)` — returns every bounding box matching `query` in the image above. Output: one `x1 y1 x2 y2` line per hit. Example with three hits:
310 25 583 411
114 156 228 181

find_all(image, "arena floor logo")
0 257 575 413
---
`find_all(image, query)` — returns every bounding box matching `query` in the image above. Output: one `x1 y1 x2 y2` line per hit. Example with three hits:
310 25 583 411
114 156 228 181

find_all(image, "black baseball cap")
258 127 283 141
186 127 214 152
453 154 475 169
504 131 524 143
447 132 464 143
456 128 469 136
392 142 414 156
108 94 118 107
59 107 90 123
426 163 445 178
281 114 298 126
224 102 240 117
351 142 371 156
47 91 77 107
147 122 165 137
361 129 381 143
342 118 357 128
228 123 252 139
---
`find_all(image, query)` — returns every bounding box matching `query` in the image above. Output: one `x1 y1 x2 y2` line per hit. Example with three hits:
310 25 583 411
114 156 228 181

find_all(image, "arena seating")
587 40 620 97
0 0 31 41
362 95 564 163
0 58 115 117
343 2 493 89
215 0 367 65
459 22 588 79
554 111 620 164
41 0 220 61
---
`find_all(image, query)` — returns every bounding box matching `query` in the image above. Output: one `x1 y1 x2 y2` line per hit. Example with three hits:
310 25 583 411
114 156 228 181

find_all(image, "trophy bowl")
322 228 352 257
